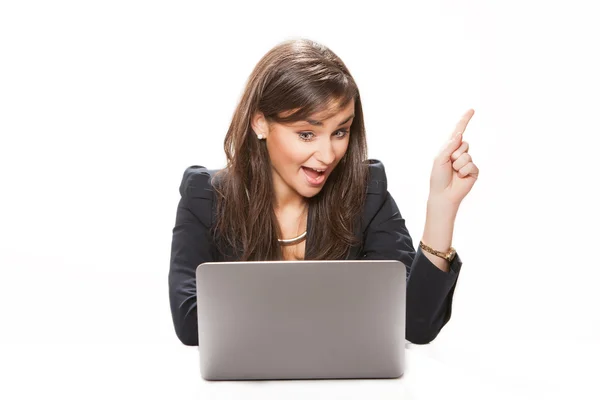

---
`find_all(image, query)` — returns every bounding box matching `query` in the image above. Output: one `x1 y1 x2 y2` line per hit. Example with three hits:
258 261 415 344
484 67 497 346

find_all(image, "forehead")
281 98 355 123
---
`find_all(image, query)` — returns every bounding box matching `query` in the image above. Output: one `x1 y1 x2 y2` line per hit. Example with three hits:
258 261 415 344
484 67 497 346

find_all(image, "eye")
297 131 315 142
297 129 349 142
334 129 350 138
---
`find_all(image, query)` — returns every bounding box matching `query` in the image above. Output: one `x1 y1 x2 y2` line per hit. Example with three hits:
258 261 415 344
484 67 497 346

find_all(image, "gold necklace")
278 231 307 246
277 203 308 246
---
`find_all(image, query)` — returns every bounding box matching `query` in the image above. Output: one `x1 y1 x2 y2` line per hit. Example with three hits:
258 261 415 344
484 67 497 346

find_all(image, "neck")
272 169 307 211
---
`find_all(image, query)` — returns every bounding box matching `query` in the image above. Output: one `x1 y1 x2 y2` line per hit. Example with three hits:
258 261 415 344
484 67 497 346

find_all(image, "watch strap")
419 241 456 262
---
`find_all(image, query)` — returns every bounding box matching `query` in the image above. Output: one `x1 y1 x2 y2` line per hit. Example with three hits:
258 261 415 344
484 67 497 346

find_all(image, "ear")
251 111 269 140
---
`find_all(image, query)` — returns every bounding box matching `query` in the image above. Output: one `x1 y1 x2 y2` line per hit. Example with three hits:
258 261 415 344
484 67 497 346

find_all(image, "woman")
169 38 479 346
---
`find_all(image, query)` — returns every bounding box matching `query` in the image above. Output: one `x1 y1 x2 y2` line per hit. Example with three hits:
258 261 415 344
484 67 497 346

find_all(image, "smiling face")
251 98 355 202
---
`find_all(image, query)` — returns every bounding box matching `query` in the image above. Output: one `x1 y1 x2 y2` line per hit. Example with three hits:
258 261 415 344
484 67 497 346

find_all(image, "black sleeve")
361 191 463 345
168 167 215 346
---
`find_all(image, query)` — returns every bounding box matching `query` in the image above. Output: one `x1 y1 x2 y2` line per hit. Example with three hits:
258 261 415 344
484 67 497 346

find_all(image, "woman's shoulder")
178 167 209 200
178 165 224 227
365 158 388 195
361 159 393 229
178 165 225 198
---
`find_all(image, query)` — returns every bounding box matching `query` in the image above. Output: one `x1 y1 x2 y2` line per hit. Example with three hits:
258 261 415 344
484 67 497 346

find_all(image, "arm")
420 196 458 273
168 169 215 346
361 191 462 345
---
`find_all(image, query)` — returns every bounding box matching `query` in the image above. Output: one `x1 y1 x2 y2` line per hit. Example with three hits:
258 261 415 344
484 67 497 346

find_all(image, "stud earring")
257 134 264 140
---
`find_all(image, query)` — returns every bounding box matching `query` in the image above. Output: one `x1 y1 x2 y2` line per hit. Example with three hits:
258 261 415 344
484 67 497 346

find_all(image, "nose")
315 137 336 166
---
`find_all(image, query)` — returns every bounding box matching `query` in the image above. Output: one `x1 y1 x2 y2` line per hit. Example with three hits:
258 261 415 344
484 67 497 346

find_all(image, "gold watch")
419 241 456 262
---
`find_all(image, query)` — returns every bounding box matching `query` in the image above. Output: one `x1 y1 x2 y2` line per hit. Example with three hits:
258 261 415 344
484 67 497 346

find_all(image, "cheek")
268 135 305 166
334 139 350 159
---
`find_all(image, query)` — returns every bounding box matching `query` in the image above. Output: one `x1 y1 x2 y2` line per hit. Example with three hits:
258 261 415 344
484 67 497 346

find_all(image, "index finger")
451 109 475 139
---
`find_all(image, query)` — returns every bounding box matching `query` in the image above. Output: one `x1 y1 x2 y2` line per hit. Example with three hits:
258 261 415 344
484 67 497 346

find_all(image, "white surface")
2 340 597 399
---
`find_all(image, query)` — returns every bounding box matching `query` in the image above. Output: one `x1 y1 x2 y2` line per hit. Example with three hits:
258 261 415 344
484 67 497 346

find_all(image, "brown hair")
212 38 369 261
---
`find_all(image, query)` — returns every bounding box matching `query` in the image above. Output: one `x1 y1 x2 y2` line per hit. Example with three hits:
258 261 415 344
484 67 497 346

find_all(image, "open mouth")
301 166 327 186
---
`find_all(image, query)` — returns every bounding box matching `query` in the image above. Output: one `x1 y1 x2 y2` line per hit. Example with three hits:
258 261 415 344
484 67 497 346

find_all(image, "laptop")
195 260 406 380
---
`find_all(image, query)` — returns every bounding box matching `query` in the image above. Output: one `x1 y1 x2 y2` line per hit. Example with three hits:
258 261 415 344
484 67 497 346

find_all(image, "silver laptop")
195 260 406 380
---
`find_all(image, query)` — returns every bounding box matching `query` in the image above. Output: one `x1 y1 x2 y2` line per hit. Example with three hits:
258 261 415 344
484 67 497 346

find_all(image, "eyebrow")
304 114 355 127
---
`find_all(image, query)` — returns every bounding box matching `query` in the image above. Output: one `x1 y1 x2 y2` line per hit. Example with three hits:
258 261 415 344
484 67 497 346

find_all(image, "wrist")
423 197 457 254
426 195 459 219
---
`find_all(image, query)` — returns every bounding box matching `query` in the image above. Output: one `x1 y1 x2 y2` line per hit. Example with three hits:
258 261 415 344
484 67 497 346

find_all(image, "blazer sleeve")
361 165 463 345
168 166 215 346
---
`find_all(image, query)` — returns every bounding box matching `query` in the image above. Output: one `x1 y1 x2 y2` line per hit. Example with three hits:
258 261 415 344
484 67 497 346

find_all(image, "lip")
301 166 328 186
302 166 330 174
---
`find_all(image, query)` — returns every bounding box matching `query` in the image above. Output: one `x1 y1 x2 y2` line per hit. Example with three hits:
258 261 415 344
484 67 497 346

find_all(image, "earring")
257 134 264 140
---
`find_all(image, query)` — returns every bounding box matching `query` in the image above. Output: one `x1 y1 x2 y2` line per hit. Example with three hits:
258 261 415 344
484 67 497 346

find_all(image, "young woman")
169 38 479 346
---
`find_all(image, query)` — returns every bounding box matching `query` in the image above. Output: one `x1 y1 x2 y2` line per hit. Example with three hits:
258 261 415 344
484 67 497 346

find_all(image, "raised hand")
428 109 480 208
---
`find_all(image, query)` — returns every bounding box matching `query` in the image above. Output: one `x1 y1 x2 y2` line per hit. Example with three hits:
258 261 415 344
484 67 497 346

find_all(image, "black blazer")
169 159 463 346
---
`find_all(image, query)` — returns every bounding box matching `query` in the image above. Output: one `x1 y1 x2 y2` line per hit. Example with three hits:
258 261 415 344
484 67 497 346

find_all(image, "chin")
299 188 322 198
296 180 327 198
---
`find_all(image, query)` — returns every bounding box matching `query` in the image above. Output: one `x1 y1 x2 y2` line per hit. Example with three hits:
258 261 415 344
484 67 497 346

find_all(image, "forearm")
420 197 458 273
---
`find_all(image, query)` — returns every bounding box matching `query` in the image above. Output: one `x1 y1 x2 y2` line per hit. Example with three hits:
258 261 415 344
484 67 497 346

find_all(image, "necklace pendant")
278 230 307 246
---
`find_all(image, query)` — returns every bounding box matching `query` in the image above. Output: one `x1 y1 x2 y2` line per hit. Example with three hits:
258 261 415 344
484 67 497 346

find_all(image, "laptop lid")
195 260 406 380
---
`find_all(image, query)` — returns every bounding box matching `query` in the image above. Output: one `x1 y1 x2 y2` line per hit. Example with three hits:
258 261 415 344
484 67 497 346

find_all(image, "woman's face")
252 98 355 200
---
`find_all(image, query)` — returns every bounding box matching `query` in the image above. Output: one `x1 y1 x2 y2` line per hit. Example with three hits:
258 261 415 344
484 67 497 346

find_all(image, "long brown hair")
212 38 369 261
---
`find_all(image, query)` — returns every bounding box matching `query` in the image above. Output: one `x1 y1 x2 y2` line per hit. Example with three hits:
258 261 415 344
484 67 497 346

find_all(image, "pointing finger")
450 109 475 140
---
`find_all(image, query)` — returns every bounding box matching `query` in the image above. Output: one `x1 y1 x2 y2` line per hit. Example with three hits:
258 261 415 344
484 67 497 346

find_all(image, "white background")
1 0 598 398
